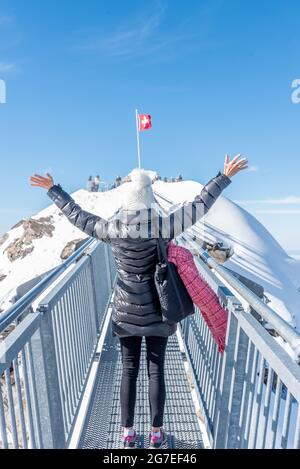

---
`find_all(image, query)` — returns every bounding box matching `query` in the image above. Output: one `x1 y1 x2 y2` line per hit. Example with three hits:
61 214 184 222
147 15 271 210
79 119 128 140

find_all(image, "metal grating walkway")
78 326 204 449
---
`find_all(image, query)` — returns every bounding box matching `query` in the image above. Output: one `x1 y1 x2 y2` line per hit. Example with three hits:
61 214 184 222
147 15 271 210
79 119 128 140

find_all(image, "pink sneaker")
123 430 137 449
149 429 167 449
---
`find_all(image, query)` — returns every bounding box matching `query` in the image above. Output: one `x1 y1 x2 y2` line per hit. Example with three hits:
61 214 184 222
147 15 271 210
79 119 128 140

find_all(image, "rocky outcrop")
22 217 55 241
4 216 55 263
0 274 7 282
60 238 86 260
5 240 34 262
10 220 25 230
0 233 8 246
205 242 233 264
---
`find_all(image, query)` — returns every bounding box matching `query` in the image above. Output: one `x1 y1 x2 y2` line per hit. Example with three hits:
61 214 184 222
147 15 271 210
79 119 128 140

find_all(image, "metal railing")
179 251 300 448
184 234 300 353
0 240 116 448
0 238 95 334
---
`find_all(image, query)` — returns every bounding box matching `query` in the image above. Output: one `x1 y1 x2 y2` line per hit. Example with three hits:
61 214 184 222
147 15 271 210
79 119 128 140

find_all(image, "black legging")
120 336 168 428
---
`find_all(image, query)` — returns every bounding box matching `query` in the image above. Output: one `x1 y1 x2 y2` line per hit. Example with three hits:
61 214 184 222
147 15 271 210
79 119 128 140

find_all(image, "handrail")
153 190 300 353
0 240 115 449
0 237 96 334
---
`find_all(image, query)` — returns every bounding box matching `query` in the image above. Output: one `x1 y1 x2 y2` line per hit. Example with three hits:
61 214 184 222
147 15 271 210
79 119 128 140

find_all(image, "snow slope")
1 179 300 332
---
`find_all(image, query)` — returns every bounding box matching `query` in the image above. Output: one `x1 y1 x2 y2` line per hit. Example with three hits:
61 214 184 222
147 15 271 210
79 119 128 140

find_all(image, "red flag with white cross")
139 114 152 131
135 109 152 168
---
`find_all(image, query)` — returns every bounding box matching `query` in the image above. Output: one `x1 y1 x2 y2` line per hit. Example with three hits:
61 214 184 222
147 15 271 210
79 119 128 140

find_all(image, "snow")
1 178 300 337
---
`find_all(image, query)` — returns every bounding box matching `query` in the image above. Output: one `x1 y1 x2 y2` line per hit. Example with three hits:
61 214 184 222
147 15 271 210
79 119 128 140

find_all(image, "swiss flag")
139 114 152 131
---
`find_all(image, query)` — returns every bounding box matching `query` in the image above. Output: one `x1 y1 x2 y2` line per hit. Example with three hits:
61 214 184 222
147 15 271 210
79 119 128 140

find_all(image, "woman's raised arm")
29 173 108 239
161 154 248 238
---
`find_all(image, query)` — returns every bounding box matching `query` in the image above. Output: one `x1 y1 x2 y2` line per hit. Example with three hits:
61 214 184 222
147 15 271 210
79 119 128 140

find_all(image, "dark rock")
0 323 15 341
205 242 233 264
0 274 7 282
5 239 34 262
60 238 86 260
10 219 25 230
4 216 55 262
0 233 9 246
22 218 55 244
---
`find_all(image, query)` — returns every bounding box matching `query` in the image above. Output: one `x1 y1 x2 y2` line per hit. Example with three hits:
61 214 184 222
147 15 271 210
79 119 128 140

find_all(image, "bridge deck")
78 327 204 449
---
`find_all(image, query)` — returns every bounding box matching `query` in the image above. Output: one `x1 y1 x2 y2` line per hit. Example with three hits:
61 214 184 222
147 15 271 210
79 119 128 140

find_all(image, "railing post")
226 326 249 448
86 249 101 333
30 305 66 449
213 298 248 448
104 243 113 289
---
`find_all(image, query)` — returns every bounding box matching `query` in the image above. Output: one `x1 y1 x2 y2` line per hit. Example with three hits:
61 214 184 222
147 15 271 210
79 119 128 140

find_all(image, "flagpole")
135 109 141 168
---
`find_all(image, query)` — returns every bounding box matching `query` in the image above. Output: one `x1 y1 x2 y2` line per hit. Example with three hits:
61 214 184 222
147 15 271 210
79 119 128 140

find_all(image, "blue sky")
0 0 300 250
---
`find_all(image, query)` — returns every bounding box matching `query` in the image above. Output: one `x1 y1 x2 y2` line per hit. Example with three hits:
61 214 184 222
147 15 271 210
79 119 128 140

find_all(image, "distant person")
163 176 168 182
115 176 122 187
30 154 247 449
87 176 93 192
94 175 101 192
176 174 183 182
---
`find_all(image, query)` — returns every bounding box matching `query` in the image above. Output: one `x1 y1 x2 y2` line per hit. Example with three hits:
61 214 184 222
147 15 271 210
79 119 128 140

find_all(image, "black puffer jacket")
47 172 231 337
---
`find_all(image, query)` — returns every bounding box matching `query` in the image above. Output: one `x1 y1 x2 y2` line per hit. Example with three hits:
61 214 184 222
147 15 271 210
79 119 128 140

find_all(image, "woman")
29 154 247 449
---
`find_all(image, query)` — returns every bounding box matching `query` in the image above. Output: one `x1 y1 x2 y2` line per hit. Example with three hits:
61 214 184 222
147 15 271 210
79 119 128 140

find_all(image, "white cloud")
75 4 167 60
0 61 16 73
247 165 259 172
0 208 32 215
235 196 300 205
72 1 217 63
253 209 300 215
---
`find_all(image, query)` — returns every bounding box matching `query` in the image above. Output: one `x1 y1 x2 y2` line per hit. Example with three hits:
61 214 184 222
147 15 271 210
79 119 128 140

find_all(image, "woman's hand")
29 173 55 190
223 154 248 178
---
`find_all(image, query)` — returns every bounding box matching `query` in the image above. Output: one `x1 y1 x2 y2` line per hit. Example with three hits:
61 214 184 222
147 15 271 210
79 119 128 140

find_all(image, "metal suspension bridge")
1 192 300 449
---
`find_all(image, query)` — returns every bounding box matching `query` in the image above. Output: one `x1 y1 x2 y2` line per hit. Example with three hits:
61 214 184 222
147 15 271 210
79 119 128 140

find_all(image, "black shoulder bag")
154 238 194 325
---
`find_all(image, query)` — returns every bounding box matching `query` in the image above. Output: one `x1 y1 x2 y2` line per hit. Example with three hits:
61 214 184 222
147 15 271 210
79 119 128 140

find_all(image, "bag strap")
156 225 169 264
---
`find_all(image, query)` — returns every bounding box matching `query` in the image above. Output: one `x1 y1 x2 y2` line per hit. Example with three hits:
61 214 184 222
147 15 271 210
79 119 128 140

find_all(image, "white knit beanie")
121 168 156 211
